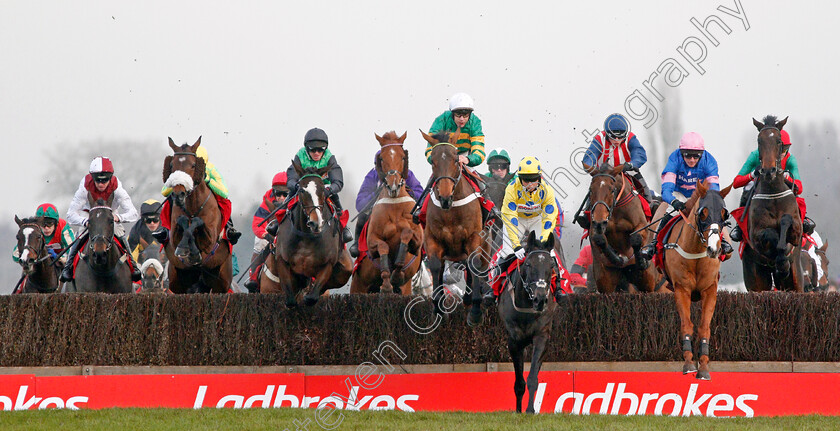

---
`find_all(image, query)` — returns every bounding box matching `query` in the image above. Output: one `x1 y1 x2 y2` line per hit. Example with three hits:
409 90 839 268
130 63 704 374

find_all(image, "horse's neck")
678 210 706 253
755 176 787 194
187 182 211 211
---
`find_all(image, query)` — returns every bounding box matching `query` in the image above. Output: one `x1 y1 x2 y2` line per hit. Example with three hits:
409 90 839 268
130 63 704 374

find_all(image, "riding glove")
671 199 686 211
514 246 526 260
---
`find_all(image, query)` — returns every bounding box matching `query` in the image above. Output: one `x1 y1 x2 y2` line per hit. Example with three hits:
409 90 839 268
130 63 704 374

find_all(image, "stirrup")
639 243 657 260
730 226 742 242
349 243 360 258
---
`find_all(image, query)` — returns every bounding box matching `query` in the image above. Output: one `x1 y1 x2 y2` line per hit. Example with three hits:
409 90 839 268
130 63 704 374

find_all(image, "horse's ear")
163 155 173 183
36 216 45 226
375 133 384 145
106 193 115 208
720 183 733 199
449 127 462 145
543 232 555 251
697 179 708 197
777 116 789 130
14 215 22 226
419 129 436 144
193 155 206 185
191 136 202 153
168 137 178 152
526 230 538 250
87 193 96 207
752 118 764 131
375 154 384 179
582 162 596 176
403 150 410 179
609 165 624 176
399 131 407 143
292 158 304 177
820 239 828 252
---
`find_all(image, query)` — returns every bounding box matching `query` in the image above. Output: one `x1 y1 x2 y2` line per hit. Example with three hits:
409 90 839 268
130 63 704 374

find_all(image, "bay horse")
14 216 59 293
162 137 233 293
742 116 804 292
659 180 731 380
66 198 133 293
584 162 657 293
350 131 423 295
261 160 352 306
137 239 169 293
420 129 492 326
498 231 558 413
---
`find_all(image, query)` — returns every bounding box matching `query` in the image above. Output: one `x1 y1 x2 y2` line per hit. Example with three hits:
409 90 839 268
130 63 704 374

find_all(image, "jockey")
128 199 162 261
348 152 424 258
488 157 567 301
60 157 141 282
730 129 810 241
12 203 75 266
568 245 592 288
412 93 498 224
484 148 513 183
803 220 826 283
639 132 733 260
243 172 290 293
576 113 653 228
285 127 354 243
155 146 241 245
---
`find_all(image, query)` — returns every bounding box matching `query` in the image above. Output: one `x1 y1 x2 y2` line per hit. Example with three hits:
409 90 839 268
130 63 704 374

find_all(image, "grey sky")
1 1 838 287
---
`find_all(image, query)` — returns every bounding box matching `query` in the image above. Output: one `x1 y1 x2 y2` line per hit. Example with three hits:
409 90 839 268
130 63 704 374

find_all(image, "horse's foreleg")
508 338 526 413
696 285 718 381
674 286 697 374
304 266 332 307
425 244 445 316
371 239 392 293
775 215 793 276
526 332 550 414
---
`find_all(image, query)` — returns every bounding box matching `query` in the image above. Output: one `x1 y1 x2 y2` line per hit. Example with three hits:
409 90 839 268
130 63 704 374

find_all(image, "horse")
13 216 59 293
583 162 657 293
65 198 134 293
801 239 829 292
350 131 423 295
137 239 169 293
498 231 559 413
420 129 492 326
261 160 352 306
742 116 804 292
162 137 233 294
658 180 731 380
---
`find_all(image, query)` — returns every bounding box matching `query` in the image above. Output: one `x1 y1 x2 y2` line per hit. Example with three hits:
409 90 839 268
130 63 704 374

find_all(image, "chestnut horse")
584 163 657 293
14 216 59 293
162 137 232 293
261 160 352 306
498 231 558 413
742 116 804 292
659 180 731 380
420 129 491 326
350 131 423 294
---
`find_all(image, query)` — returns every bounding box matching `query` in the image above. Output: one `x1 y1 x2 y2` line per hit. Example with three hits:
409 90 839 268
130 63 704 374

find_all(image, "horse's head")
292 159 331 233
520 231 557 312
140 257 166 293
87 197 115 265
163 137 206 209
375 131 409 198
584 162 625 236
421 128 461 209
753 115 789 181
691 180 731 258
15 215 46 275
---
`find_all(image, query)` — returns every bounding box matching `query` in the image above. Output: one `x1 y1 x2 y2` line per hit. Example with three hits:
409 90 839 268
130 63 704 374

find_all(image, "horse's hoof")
682 363 698 374
467 307 483 327
696 370 711 381
303 296 318 307
482 295 495 308
285 300 298 309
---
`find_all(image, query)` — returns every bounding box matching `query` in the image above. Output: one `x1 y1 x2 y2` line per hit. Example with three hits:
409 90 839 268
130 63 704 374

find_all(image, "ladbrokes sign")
1 371 838 416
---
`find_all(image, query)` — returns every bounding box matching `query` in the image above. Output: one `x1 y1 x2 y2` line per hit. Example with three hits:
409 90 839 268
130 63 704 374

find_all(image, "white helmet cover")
449 93 475 112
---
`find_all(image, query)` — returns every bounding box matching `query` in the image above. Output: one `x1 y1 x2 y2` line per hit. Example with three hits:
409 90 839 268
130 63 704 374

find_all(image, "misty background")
1 1 838 293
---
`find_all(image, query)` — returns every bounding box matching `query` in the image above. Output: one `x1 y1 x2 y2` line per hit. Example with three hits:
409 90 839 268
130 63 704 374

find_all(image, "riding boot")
803 217 816 236
411 176 435 224
60 231 88 282
349 212 370 258
225 219 241 245
266 220 279 237
632 171 655 204
243 252 263 293
574 196 591 230
639 214 671 261
117 235 142 282
329 194 354 243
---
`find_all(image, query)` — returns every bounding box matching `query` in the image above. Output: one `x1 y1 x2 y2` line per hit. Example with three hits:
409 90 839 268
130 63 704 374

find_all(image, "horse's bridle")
378 143 407 192
88 205 115 253
432 163 463 198
171 151 212 216
295 174 334 234
590 172 626 223
517 249 558 301
757 125 783 177
17 223 49 268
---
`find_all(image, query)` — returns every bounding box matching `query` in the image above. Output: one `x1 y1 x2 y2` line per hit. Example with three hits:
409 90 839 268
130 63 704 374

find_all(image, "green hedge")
0 292 838 366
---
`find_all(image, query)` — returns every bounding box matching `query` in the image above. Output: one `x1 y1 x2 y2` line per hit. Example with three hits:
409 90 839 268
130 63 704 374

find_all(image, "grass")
0 408 838 431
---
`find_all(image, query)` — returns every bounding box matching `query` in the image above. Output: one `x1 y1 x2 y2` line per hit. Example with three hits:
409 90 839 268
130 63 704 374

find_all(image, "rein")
589 172 627 223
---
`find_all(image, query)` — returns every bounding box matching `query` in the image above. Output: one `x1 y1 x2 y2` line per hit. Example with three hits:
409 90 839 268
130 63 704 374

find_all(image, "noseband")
590 172 626 222
17 223 48 266
88 206 115 252
519 249 558 301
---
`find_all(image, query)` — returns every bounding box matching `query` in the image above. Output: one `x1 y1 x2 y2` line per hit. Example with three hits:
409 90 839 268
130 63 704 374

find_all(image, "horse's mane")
19 217 39 226
431 131 451 144
761 115 778 128
381 130 401 143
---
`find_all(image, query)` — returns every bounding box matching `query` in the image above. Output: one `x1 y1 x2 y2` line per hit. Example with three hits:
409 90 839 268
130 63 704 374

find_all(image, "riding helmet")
449 93 475 112
304 128 329 149
35 203 60 222
89 156 115 174
603 113 630 139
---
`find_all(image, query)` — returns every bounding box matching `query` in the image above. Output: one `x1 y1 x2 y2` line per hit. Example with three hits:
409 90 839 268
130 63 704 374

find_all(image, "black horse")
65 198 133 293
498 231 559 413
14 216 59 293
